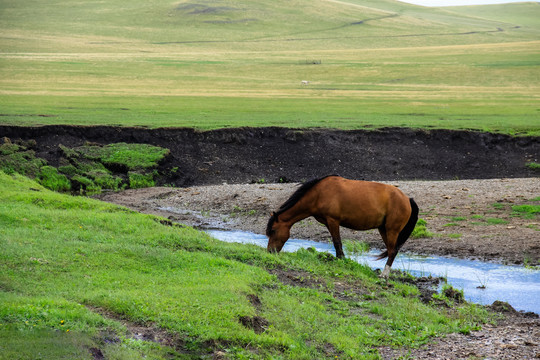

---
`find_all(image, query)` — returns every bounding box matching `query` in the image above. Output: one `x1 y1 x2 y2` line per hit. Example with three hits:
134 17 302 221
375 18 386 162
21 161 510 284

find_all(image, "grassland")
0 171 496 359
0 0 539 134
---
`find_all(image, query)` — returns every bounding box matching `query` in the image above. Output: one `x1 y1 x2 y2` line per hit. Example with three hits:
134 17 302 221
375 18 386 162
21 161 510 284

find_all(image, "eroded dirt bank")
1 125 538 186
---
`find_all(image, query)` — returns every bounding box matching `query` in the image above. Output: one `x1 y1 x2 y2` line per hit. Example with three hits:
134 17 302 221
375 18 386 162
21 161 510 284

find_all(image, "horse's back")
313 176 411 229
318 176 407 203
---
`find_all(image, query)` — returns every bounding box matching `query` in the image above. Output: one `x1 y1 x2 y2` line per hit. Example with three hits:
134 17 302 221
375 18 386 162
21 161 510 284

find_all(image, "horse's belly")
341 216 383 231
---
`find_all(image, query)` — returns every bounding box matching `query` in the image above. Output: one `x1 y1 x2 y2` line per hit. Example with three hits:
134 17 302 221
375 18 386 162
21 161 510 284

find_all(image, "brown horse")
266 175 418 278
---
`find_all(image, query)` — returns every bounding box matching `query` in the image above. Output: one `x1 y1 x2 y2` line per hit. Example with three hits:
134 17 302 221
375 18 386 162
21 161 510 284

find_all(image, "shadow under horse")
266 175 419 278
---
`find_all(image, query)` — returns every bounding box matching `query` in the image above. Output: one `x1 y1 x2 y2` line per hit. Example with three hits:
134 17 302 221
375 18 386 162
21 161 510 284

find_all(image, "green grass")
37 166 71 192
0 171 496 359
1 140 169 194
0 0 539 134
526 162 540 170
485 217 509 225
0 141 46 177
411 219 434 239
75 143 170 171
512 204 540 219
343 240 370 257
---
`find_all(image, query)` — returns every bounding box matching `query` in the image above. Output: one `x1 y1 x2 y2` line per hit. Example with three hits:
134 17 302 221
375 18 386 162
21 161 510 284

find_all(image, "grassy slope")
0 171 494 359
0 0 539 134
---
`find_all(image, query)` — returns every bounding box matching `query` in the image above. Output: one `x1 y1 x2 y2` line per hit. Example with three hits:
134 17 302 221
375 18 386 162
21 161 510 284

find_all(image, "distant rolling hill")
0 0 538 133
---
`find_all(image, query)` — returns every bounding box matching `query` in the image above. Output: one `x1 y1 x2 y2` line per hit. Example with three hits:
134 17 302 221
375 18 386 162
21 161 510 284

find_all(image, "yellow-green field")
0 0 539 134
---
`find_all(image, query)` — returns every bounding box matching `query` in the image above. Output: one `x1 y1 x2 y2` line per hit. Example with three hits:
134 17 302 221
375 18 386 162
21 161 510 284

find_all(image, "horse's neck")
279 200 311 226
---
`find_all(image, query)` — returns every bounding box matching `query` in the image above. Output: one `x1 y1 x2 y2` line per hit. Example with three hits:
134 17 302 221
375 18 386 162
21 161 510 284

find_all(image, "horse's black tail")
397 198 419 251
376 198 419 260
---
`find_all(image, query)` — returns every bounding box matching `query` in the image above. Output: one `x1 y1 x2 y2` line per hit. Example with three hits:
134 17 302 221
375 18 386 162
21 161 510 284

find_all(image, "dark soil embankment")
0 125 538 186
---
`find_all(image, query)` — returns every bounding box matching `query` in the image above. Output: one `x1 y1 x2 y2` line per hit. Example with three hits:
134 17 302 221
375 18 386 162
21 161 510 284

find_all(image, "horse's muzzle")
267 245 280 254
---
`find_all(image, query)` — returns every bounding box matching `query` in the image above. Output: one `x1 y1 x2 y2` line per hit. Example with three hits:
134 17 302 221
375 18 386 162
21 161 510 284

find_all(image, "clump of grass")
525 162 540 170
76 142 169 170
512 204 540 219
444 216 467 227
1 138 170 193
444 223 460 227
432 284 466 308
65 142 168 192
91 170 124 190
128 171 155 188
411 219 434 238
57 164 78 176
344 239 370 257
0 142 21 155
0 141 47 177
38 166 71 192
491 203 507 210
72 175 101 195
486 218 509 225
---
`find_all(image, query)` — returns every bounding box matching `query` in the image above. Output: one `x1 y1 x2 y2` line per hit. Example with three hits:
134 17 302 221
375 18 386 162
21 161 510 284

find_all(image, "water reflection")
206 229 540 314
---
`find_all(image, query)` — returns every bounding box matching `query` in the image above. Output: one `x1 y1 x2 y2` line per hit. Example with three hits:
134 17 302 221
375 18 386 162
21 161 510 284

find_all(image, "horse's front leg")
324 218 345 258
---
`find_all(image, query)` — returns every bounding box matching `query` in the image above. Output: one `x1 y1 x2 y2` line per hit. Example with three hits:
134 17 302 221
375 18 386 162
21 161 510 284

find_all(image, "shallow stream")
206 229 540 314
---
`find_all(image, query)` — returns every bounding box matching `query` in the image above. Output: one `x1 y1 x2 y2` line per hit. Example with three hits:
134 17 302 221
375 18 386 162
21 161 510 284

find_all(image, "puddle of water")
206 229 540 314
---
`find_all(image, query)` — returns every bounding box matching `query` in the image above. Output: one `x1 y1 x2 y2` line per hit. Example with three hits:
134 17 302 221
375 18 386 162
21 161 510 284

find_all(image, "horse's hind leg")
324 218 345 258
378 226 398 278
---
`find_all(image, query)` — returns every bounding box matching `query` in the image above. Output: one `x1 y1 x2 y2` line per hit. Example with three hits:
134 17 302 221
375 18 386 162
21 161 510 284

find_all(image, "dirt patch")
379 310 540 360
238 315 269 334
97 177 540 266
87 306 223 358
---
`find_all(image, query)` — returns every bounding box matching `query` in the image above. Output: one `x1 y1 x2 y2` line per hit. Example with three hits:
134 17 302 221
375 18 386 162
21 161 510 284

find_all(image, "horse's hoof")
380 265 391 279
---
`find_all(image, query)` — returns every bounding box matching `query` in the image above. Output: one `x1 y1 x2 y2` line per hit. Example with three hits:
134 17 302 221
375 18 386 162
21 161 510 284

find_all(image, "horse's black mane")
266 175 338 236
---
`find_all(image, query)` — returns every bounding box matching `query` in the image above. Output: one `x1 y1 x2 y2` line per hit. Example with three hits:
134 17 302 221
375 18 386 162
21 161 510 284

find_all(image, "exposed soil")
1 125 538 187
379 311 540 360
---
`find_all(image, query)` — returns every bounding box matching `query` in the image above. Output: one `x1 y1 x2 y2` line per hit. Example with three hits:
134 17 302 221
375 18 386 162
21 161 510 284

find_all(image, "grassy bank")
0 171 496 359
0 138 171 194
0 0 539 135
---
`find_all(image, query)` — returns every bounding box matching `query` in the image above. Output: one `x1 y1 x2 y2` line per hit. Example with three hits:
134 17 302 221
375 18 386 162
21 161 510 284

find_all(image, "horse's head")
266 212 290 253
